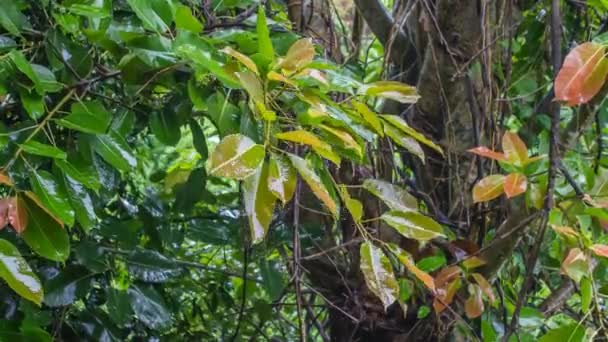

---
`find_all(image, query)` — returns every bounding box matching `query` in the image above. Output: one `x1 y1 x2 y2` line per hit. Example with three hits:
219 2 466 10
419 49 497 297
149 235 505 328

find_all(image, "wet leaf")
267 154 296 205
472 175 505 203
43 265 93 307
208 134 265 180
504 173 528 198
555 42 608 105
362 179 418 212
127 284 172 330
288 153 337 217
30 170 74 227
381 211 445 241
360 241 399 310
243 161 276 244
92 133 137 172
7 197 27 233
0 239 43 305
126 249 184 283
318 124 363 158
20 141 67 160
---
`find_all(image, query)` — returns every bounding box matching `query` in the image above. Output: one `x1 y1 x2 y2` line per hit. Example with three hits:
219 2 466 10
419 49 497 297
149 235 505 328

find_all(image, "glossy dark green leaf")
175 4 203 33
128 35 177 68
18 87 44 120
20 193 70 262
92 134 137 172
150 111 181 146
71 309 123 341
126 0 173 33
127 284 173 330
107 288 133 327
21 141 67 160
55 159 101 193
62 174 97 232
74 241 107 273
0 0 31 36
43 265 94 307
10 50 43 94
185 217 239 246
190 119 209 160
0 239 43 305
30 170 75 227
174 168 207 213
59 100 112 134
126 249 183 283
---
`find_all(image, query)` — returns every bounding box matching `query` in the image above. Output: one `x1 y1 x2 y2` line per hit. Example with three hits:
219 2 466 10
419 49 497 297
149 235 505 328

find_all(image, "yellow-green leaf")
318 124 363 158
243 162 276 244
339 185 363 222
360 81 420 103
236 71 264 103
381 211 445 241
561 248 589 283
384 124 425 162
256 6 274 61
351 100 383 136
381 115 443 154
278 38 315 72
288 154 337 217
504 173 527 198
276 130 340 165
502 132 529 166
221 46 259 75
472 175 505 203
209 134 265 180
360 241 399 311
362 179 418 212
267 71 296 87
268 154 296 205
390 245 435 291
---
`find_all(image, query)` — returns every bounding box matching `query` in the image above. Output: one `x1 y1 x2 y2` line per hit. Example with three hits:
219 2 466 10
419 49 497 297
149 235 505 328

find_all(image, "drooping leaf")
361 81 420 104
362 179 418 212
381 211 445 241
208 134 265 180
433 278 461 314
278 38 315 72
580 277 592 314
381 115 443 154
288 153 337 217
464 284 484 319
126 0 173 33
502 132 529 166
126 249 184 283
20 193 70 262
319 124 363 158
351 100 383 136
561 248 589 283
267 154 296 205
360 241 399 310
59 100 112 134
55 159 101 193
221 46 259 75
127 284 173 330
339 185 363 223
472 175 505 203
471 273 496 304
467 146 506 162
92 134 137 172
20 141 67 160
236 71 264 102
391 245 435 291
176 44 241 88
0 239 43 305
62 175 96 232
0 0 31 36
43 266 94 307
504 173 528 198
30 170 74 227
243 162 276 244
384 124 425 162
189 119 209 160
276 130 340 165
150 111 181 146
9 50 43 94
555 42 608 106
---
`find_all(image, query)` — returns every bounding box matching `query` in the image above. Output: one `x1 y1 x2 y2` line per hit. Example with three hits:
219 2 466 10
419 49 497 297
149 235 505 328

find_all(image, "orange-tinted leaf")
471 273 496 304
0 198 9 230
278 38 315 72
591 244 608 258
504 173 528 198
465 284 484 319
433 278 461 313
552 226 580 240
561 248 589 283
555 42 608 106
390 246 435 291
8 197 28 234
435 266 462 288
473 175 505 203
502 132 529 166
467 146 507 162
0 172 13 186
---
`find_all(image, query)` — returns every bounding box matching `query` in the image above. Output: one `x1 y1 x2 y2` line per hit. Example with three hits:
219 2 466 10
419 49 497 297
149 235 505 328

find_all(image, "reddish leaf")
502 132 529 166
471 273 496 304
434 266 462 288
8 197 28 234
465 284 484 319
433 278 461 314
472 175 505 203
0 198 10 230
0 172 13 186
467 146 507 162
504 173 528 198
591 244 608 258
555 42 608 106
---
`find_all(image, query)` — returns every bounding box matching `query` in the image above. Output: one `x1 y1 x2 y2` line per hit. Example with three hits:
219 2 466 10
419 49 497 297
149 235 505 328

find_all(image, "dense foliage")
3 0 608 341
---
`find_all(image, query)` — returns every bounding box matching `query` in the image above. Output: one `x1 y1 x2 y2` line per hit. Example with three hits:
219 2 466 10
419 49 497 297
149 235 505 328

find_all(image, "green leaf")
10 50 43 94
150 111 181 146
268 154 296 205
0 239 43 305
126 0 173 33
362 179 418 212
538 323 587 342
126 249 183 283
260 259 283 300
107 289 133 327
384 124 425 162
236 71 264 102
207 92 241 136
18 87 44 120
288 153 338 217
360 241 399 310
174 4 203 33
55 159 101 193
92 134 137 172
189 119 208 160
59 100 112 134
256 6 274 61
208 134 265 180
30 170 74 227
580 277 592 314
62 175 97 232
381 211 445 241
127 284 173 330
361 81 420 104
21 141 67 160
0 0 31 36
351 100 383 136
243 162 276 244
20 193 70 262
381 115 443 154
43 266 94 307
176 44 241 88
